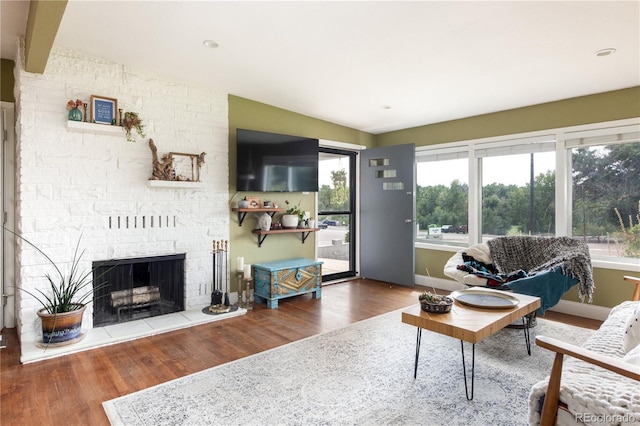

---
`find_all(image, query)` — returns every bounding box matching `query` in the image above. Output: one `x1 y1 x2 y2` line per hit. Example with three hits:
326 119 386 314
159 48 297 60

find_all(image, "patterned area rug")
103 308 593 426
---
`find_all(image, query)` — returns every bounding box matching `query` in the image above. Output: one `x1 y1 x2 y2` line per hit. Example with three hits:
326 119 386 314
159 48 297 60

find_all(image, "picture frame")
169 151 206 182
245 196 261 209
90 95 118 125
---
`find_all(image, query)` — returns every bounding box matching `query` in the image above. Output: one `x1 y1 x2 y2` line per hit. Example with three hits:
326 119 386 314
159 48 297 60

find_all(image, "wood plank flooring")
0 279 602 425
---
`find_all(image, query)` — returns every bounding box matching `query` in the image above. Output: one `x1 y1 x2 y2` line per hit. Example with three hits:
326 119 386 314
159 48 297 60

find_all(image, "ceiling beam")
24 0 67 74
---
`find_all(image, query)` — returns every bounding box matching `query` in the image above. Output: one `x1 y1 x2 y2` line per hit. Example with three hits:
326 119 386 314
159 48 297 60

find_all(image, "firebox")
92 254 185 327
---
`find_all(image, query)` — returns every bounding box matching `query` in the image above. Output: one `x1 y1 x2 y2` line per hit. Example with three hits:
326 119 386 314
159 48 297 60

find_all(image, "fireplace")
92 254 185 327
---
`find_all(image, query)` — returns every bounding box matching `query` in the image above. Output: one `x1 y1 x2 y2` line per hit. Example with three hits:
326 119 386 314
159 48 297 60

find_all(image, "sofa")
444 236 595 314
529 276 640 426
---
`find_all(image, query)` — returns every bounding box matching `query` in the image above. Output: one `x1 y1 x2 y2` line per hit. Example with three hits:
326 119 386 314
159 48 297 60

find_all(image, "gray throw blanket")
487 236 594 302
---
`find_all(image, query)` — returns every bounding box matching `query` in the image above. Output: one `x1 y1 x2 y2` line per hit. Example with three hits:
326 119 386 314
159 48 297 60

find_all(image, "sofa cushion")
443 250 486 285
465 243 492 264
623 304 640 353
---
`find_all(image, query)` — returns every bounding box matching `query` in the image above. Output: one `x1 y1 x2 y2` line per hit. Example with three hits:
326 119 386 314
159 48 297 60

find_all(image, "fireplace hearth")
92 254 185 327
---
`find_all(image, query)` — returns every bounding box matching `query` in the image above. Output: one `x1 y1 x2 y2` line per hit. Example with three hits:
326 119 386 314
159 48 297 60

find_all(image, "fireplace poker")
211 240 223 306
209 240 230 314
223 240 230 306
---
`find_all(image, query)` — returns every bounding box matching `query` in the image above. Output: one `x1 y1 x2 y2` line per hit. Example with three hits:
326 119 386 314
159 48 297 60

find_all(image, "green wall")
384 87 640 309
227 95 374 288
1 59 15 103
376 87 640 147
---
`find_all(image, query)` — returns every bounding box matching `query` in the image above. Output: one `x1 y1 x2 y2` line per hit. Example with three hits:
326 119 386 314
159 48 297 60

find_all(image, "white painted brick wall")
14 45 229 350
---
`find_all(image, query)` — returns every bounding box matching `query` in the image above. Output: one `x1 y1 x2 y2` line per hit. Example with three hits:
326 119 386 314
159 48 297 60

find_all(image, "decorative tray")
449 288 519 309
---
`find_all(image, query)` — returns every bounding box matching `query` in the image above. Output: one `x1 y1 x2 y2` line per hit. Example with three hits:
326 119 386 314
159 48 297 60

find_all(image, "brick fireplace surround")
13 43 231 363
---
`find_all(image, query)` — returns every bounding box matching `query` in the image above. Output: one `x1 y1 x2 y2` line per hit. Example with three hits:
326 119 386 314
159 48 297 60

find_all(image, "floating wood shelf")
251 228 320 247
232 207 285 226
66 120 125 136
147 180 203 189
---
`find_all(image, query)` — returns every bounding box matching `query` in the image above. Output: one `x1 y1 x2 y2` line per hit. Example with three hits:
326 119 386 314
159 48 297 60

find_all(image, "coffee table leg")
522 314 532 355
460 340 475 400
413 327 422 379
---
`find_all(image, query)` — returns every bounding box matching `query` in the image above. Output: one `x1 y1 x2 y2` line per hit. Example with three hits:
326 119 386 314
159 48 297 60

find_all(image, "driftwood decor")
148 139 206 182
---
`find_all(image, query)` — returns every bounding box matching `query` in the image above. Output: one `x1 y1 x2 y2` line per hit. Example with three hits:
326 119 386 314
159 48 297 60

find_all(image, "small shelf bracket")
300 231 312 244
237 211 248 227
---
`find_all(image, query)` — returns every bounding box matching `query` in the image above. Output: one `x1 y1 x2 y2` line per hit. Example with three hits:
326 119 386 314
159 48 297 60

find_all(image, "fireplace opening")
92 254 185 327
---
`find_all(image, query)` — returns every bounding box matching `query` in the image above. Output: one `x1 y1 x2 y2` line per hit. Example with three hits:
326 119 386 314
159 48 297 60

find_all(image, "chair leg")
540 352 564 426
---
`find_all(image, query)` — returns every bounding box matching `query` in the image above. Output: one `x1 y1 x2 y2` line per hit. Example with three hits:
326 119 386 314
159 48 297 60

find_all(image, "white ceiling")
2 1 639 134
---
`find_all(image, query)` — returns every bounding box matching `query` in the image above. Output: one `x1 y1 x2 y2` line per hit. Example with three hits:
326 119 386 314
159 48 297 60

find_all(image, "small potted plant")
66 99 84 122
121 111 146 142
418 291 454 314
7 229 110 345
282 200 305 228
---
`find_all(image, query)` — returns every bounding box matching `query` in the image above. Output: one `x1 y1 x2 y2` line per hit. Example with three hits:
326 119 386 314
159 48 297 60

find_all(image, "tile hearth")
20 307 246 364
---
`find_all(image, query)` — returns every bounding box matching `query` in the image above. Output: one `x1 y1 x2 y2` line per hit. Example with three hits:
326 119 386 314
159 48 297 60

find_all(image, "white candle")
244 264 252 279
237 256 244 271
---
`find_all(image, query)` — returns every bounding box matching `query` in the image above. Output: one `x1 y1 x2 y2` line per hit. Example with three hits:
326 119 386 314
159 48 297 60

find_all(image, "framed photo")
90 95 118 125
169 152 205 182
245 196 261 209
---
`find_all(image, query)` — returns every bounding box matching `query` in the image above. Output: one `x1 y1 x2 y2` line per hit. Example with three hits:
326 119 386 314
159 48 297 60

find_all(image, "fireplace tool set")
208 240 253 314
209 240 233 314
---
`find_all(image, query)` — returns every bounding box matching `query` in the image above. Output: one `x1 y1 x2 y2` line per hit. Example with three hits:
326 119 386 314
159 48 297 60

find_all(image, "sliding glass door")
318 148 356 282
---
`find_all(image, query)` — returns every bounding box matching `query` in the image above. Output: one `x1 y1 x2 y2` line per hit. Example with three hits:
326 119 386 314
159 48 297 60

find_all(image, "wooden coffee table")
402 291 541 400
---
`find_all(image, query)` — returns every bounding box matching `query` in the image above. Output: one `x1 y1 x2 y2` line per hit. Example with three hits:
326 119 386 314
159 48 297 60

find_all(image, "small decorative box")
245 196 261 208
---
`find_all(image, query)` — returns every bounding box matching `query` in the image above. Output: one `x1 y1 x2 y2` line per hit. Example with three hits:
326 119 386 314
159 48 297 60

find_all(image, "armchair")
530 276 640 425
443 236 595 314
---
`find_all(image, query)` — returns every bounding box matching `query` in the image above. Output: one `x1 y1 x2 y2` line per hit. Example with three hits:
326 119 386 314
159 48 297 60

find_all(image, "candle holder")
236 270 245 308
243 277 254 311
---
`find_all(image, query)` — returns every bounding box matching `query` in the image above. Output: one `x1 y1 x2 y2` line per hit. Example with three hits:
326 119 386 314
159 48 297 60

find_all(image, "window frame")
415 117 640 272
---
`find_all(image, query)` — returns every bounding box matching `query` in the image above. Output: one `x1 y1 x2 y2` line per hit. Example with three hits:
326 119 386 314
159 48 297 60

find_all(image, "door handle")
405 219 413 223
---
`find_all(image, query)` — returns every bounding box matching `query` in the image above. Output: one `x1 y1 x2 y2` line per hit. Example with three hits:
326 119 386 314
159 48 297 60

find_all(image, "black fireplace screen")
92 254 185 327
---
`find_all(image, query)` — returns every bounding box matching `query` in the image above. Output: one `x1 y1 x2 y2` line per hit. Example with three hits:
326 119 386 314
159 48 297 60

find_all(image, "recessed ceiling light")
203 40 219 48
595 48 616 57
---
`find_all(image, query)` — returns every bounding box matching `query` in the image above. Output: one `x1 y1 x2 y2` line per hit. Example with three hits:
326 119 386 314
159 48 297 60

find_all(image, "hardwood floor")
0 279 602 425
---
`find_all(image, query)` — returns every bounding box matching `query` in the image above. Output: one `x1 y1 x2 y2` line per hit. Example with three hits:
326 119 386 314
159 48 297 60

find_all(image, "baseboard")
545 299 611 321
415 275 611 321
415 275 467 292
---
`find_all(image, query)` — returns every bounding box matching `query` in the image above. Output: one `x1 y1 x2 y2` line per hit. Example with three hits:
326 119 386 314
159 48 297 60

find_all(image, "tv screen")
236 129 319 192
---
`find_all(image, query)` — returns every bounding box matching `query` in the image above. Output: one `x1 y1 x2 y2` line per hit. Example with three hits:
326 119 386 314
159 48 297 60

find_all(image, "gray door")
360 144 415 287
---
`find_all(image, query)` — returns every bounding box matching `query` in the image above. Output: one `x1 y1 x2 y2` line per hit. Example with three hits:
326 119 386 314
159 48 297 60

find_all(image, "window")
416 150 468 247
415 119 640 267
481 151 556 241
567 132 640 261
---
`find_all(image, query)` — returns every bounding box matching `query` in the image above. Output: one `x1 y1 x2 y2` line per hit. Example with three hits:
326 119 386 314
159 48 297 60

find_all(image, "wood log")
110 286 160 308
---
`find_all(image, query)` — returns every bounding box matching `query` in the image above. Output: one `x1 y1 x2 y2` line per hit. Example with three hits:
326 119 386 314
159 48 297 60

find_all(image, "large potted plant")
9 230 107 346
282 200 305 229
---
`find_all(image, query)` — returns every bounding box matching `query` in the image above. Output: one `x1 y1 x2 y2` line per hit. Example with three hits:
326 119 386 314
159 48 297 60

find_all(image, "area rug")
103 308 593 426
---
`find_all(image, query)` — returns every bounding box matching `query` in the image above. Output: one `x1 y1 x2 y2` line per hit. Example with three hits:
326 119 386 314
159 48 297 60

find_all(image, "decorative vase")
258 213 272 231
281 214 299 229
238 199 248 208
308 219 316 229
38 304 86 345
68 108 82 122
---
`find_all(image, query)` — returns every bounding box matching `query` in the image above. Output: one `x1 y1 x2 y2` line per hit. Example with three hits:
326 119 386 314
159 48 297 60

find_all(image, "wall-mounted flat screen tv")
236 129 319 192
